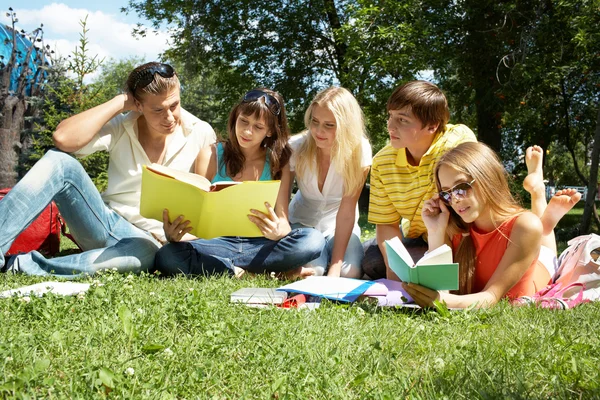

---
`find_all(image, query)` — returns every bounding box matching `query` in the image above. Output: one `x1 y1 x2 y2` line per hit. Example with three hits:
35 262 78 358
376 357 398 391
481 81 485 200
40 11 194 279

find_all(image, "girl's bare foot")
540 188 581 235
278 266 315 280
523 145 545 195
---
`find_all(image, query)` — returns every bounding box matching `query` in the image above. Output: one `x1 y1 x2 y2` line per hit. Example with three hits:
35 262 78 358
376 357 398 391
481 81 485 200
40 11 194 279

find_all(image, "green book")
384 237 459 290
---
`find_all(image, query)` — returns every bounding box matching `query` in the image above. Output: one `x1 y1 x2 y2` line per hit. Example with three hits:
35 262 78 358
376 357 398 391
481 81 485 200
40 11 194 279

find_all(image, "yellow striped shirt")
368 124 476 238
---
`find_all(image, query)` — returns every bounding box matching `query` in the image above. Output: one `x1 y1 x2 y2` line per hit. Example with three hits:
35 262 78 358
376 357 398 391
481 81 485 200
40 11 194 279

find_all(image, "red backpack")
0 188 65 256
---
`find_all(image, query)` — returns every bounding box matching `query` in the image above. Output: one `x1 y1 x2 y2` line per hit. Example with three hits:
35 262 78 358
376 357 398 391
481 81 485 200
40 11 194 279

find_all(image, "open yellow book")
139 164 281 239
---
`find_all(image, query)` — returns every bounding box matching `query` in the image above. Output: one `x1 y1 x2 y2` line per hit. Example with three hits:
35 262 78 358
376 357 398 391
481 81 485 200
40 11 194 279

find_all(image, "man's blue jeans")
153 228 325 277
0 149 160 278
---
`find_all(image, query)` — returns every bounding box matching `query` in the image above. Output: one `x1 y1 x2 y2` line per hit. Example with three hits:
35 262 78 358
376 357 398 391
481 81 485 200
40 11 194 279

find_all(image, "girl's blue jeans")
153 228 325 277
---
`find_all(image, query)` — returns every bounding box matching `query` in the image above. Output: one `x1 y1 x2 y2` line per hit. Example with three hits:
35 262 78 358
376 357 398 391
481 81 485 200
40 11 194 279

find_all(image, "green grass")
2 272 600 398
1 205 598 398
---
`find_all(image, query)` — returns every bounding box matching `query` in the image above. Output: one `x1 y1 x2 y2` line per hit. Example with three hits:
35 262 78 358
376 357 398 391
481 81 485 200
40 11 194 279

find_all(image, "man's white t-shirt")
288 133 372 238
73 108 216 243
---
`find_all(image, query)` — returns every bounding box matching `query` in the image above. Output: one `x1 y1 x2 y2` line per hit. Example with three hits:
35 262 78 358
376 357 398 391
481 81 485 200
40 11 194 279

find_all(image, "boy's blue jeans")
0 149 160 278
154 228 325 277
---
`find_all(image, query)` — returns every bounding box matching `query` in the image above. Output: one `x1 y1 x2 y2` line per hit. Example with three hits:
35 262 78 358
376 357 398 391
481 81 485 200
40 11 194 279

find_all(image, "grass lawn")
2 272 600 398
1 205 599 398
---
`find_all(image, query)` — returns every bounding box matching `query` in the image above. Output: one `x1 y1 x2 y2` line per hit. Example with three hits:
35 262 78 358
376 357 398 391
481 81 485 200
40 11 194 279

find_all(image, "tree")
581 107 600 233
493 0 600 230
0 8 49 187
125 0 423 150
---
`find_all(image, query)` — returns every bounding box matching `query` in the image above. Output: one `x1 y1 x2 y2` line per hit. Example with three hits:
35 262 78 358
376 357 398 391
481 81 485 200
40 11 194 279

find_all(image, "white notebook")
230 288 288 304
0 281 91 298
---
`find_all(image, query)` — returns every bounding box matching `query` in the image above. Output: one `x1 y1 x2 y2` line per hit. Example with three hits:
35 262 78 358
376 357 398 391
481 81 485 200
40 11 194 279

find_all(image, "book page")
385 236 415 266
147 163 211 191
416 244 453 266
210 181 242 192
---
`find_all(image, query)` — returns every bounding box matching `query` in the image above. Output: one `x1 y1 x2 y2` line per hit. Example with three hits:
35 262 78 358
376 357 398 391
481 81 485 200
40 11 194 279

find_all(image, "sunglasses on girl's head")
243 89 281 116
130 63 176 93
438 179 476 204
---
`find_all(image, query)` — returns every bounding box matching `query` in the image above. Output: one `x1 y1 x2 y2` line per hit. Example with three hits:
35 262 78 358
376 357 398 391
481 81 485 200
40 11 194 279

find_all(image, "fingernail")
265 202 270 207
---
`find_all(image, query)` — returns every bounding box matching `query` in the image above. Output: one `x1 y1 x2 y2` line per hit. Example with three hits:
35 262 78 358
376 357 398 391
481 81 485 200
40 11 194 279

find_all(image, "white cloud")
1 3 170 63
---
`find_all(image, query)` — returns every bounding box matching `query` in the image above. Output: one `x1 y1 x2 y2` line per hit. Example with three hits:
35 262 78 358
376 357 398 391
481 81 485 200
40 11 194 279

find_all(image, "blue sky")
1 1 170 78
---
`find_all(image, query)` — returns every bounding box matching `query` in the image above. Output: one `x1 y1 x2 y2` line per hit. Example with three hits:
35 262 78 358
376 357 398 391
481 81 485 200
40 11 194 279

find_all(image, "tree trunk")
581 106 600 233
323 0 349 88
0 18 43 187
474 86 502 152
0 95 24 187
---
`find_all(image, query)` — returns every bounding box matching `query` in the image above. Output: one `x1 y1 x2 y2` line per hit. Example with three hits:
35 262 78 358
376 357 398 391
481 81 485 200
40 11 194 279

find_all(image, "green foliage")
1 271 600 398
125 0 427 152
170 60 232 138
69 16 104 90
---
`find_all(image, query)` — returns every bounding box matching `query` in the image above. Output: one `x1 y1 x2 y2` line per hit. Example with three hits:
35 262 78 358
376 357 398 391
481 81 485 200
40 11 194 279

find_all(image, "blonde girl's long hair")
295 87 368 196
434 142 524 294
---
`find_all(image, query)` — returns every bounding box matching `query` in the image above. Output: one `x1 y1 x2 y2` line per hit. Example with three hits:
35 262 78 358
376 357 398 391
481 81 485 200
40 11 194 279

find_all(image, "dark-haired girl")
154 89 324 277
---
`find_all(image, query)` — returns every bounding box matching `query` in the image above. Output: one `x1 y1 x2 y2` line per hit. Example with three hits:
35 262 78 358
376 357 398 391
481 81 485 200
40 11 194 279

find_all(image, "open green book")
384 237 459 290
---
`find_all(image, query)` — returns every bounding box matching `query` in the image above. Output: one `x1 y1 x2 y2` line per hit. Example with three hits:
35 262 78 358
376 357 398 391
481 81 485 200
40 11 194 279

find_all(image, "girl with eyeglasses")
153 88 324 278
288 87 372 278
403 142 580 308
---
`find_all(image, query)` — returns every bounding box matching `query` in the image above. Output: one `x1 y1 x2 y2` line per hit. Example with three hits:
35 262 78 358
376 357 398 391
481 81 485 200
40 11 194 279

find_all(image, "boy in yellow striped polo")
362 81 476 280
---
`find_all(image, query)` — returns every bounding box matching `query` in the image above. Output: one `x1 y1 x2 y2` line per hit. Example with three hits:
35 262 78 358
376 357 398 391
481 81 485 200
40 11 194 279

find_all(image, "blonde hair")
434 142 524 294
295 87 368 196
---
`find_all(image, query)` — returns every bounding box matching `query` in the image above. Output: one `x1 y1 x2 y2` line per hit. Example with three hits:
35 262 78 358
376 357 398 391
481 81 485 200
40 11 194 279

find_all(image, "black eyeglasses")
439 179 475 205
130 63 176 93
243 89 281 116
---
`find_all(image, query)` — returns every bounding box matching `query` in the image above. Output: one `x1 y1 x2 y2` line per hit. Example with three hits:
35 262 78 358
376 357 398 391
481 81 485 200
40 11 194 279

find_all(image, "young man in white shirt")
0 62 216 277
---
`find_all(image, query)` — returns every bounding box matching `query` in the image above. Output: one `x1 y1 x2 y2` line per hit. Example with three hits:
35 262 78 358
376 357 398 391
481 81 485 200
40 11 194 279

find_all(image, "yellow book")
139 164 281 239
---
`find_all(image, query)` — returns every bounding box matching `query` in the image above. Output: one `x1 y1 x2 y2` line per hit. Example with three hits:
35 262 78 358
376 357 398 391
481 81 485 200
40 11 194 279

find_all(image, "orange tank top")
452 216 551 299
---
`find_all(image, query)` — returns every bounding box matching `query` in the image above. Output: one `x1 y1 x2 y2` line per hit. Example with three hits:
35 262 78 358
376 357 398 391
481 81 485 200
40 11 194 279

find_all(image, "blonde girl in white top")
289 87 372 278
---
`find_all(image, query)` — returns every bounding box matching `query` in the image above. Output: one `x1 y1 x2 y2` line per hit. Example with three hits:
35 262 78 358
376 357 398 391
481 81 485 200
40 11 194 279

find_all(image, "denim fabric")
153 228 325 277
0 149 160 278
361 236 428 280
290 223 363 278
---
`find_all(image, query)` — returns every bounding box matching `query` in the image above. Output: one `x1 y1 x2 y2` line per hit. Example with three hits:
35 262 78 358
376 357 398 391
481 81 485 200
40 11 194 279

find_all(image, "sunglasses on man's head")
243 89 281 116
130 63 176 93
438 179 475 205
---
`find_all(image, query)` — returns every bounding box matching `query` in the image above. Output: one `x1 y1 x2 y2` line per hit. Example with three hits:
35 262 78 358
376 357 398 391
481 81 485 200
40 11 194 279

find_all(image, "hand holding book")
163 209 194 242
384 236 459 290
247 202 291 241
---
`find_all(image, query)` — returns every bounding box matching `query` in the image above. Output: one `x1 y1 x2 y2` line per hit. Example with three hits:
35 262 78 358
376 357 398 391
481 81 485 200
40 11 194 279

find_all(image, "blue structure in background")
0 24 46 95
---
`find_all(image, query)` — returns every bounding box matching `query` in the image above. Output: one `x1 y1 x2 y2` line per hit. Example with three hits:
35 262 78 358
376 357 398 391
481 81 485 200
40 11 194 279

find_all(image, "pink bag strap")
513 282 588 309
538 282 587 309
